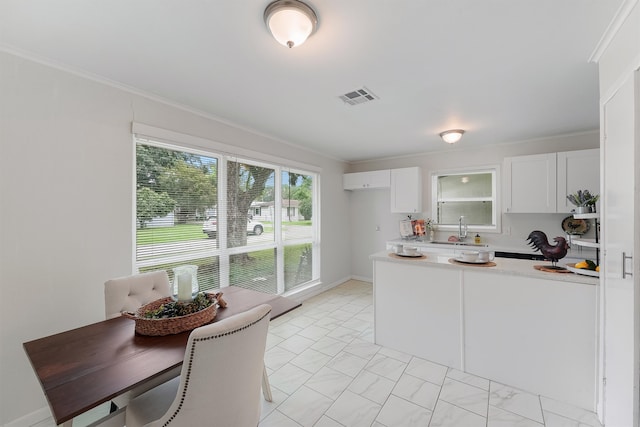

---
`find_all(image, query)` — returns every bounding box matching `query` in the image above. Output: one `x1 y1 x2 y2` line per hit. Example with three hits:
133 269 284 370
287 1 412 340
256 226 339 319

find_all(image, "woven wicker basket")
122 295 217 336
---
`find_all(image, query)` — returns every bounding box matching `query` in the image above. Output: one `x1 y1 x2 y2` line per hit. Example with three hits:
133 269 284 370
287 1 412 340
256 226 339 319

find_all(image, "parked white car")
202 216 264 238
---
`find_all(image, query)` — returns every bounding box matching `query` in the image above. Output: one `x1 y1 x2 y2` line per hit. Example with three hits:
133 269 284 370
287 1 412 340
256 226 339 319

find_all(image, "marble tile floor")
259 279 602 427
34 279 602 427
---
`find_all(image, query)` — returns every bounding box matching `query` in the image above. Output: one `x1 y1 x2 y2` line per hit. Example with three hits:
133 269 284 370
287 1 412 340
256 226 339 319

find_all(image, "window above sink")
431 167 500 233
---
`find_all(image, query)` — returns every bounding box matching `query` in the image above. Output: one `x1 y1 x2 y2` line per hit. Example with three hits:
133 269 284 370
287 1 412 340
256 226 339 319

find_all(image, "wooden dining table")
23 286 301 426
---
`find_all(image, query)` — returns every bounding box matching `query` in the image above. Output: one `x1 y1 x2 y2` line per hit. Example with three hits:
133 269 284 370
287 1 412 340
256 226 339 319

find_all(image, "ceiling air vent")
338 87 379 106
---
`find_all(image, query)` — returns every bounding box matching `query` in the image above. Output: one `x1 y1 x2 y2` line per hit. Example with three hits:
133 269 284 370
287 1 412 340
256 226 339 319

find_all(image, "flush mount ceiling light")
264 0 318 48
439 129 465 144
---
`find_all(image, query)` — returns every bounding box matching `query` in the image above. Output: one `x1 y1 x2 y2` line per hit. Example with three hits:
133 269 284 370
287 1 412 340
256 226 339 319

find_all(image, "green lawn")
137 222 279 245
284 220 311 226
137 224 207 245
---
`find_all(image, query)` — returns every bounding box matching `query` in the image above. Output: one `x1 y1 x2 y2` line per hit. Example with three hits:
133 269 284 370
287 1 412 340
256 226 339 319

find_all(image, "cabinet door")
464 271 595 409
374 261 462 369
504 153 557 213
390 167 422 213
343 170 390 190
557 149 600 213
600 75 636 427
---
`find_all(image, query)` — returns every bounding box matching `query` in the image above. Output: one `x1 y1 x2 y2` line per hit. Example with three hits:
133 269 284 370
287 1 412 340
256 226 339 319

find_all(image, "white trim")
600 61 640 106
0 45 346 163
4 406 51 427
349 274 372 283
430 165 501 233
132 122 321 174
132 136 138 273
284 276 366 302
347 130 599 167
589 0 639 63
133 135 321 293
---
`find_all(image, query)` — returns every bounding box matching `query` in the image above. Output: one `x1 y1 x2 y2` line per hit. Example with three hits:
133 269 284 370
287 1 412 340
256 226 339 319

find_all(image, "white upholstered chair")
104 271 180 411
104 270 172 319
125 304 272 427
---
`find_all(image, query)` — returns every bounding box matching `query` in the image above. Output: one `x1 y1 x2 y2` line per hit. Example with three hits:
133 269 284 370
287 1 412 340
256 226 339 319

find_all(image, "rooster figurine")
526 230 569 267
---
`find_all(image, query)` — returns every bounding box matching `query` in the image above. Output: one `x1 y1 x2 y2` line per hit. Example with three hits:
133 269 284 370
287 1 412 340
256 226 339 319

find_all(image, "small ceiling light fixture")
439 129 465 144
264 0 318 48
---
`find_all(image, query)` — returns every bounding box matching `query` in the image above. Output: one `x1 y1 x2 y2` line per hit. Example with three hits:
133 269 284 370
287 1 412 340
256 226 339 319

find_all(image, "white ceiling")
0 1 622 162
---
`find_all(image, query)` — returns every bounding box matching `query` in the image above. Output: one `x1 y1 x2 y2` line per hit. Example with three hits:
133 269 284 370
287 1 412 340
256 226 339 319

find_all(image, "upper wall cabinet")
504 153 557 213
503 149 599 213
556 149 599 213
343 170 390 190
391 167 422 213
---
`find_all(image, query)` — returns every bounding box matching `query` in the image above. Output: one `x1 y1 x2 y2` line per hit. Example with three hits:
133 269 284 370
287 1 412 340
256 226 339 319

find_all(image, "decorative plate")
565 263 599 277
561 216 590 235
398 252 422 258
391 252 424 258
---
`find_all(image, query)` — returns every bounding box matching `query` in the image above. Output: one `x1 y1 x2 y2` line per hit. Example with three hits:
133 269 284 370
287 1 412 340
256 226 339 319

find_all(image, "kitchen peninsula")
371 251 597 411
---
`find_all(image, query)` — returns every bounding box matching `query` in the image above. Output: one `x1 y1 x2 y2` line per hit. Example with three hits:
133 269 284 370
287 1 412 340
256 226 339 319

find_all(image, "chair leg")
261 364 273 402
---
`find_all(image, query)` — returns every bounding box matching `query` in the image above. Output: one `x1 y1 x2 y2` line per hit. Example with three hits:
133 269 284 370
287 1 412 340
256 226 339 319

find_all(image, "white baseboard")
4 406 51 427
4 402 117 427
284 276 353 302
350 274 372 283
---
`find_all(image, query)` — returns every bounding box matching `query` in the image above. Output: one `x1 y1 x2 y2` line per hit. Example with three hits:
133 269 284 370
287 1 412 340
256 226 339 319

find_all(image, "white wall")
0 51 351 425
346 132 600 280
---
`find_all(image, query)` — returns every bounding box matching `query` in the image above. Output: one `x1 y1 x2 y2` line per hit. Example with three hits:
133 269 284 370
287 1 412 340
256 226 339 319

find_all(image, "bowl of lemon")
566 259 599 277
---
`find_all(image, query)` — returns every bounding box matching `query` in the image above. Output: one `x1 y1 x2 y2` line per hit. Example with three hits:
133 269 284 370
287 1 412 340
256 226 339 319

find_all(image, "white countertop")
386 238 598 263
370 250 598 286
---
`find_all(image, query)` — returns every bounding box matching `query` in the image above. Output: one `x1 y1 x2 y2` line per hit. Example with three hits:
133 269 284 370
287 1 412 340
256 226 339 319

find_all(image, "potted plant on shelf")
567 190 599 213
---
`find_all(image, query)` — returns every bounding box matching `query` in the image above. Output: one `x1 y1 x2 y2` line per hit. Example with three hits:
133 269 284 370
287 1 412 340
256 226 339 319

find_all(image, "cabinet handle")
622 252 633 278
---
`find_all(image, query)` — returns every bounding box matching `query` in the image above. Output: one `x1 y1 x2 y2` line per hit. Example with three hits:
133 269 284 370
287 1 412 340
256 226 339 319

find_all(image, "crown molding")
589 0 638 63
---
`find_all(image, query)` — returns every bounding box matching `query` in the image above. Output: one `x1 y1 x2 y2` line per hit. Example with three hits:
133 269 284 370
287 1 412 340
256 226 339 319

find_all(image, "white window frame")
431 166 501 233
132 124 321 294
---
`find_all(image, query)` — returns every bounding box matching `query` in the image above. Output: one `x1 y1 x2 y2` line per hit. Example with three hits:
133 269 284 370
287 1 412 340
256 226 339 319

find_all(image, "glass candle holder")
172 265 199 302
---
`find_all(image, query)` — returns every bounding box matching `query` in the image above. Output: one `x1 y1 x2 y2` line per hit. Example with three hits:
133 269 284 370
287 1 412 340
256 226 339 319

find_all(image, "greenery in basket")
566 189 599 207
143 293 214 319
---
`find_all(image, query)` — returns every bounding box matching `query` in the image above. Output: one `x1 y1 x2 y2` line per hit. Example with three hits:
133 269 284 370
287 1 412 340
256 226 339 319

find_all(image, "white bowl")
403 246 418 255
460 251 479 262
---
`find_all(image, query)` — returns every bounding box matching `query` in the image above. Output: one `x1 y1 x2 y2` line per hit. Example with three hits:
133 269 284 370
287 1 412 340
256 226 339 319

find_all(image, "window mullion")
275 168 284 294
218 157 229 288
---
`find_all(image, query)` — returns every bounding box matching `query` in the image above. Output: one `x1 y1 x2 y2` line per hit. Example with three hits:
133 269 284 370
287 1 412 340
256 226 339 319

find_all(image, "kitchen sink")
425 241 489 247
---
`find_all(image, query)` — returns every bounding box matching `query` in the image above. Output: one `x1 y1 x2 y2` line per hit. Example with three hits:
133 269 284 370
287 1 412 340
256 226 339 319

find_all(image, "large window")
431 168 499 231
134 138 319 295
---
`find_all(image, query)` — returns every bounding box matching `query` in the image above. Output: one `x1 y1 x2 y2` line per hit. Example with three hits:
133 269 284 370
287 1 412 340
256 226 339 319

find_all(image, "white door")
601 73 636 426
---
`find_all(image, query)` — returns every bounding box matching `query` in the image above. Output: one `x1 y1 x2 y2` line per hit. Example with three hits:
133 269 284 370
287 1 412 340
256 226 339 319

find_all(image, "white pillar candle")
177 272 193 301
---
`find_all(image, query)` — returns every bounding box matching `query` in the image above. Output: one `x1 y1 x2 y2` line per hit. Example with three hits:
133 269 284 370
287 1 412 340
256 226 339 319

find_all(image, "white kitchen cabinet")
504 149 599 214
464 271 595 410
372 254 597 410
390 167 422 213
557 149 600 213
374 261 462 368
504 153 557 213
343 169 390 190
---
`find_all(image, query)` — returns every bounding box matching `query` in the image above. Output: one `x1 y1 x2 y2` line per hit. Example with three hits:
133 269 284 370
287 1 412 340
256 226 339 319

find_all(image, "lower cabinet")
373 261 596 410
374 262 462 368
463 271 596 410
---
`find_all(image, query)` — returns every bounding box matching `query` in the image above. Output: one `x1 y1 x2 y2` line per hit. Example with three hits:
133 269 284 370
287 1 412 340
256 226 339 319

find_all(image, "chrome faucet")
458 216 468 241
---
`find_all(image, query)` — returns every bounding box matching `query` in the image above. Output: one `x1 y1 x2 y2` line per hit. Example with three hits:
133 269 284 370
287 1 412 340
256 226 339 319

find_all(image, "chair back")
146 303 272 427
104 271 171 319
